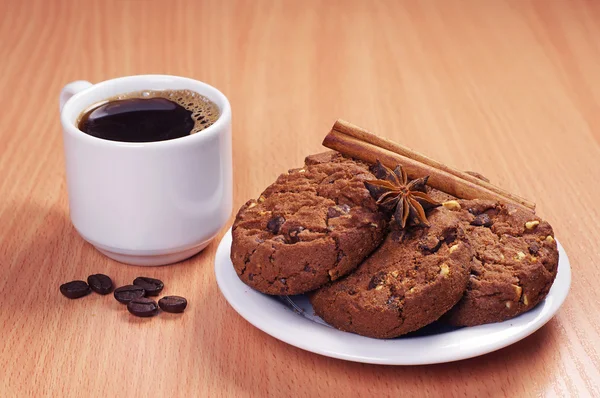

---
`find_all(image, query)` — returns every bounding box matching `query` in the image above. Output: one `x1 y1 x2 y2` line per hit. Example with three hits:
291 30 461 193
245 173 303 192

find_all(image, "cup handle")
59 80 93 112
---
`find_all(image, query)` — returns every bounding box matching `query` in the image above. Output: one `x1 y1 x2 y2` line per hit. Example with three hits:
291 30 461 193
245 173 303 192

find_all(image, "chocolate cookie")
309 206 473 338
231 152 388 295
442 199 559 326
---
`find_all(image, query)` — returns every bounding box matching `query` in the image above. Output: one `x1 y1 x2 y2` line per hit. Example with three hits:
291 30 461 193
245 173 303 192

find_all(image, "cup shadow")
1 200 104 311
0 199 214 314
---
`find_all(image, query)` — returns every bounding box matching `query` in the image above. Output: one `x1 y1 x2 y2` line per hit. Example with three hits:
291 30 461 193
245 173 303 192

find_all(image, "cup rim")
60 74 231 148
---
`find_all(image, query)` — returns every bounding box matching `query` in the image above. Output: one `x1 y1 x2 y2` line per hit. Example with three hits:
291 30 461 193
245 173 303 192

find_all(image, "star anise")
364 160 440 228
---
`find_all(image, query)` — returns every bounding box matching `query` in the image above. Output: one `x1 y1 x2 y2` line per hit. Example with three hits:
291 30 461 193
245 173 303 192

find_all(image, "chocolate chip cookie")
442 199 559 326
309 206 473 338
231 152 388 295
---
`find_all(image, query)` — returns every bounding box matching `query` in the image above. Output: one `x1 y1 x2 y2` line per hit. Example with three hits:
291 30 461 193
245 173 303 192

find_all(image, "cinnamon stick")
323 120 536 211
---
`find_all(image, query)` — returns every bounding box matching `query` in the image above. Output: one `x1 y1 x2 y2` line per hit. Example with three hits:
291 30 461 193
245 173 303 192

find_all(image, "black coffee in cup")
77 90 219 142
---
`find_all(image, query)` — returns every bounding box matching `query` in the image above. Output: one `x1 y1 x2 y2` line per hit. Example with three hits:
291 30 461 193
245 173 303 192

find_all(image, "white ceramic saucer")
215 228 571 365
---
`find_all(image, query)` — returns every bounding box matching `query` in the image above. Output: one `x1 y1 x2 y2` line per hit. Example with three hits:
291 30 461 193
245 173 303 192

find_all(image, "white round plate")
215 228 571 365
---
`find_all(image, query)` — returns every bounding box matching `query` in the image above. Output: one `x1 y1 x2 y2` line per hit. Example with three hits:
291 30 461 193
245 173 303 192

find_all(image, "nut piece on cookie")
512 284 523 300
439 263 450 277
442 200 461 211
525 220 540 230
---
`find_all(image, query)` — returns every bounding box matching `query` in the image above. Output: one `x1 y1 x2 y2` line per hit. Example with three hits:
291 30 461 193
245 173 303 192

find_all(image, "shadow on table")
1 200 74 273
206 282 559 397
1 199 213 313
1 200 84 308
4 200 557 395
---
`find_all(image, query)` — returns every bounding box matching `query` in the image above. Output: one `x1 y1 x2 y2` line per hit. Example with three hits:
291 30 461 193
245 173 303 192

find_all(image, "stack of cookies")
230 151 559 339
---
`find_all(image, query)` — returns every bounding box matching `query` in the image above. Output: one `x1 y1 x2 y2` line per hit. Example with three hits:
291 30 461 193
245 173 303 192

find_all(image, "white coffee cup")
59 75 232 266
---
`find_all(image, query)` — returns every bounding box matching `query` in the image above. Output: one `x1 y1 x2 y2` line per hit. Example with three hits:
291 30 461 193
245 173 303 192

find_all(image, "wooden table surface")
2 0 600 396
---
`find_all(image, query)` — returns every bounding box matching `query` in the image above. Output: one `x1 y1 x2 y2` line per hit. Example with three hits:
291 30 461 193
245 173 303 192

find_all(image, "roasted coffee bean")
132 277 164 296
266 216 285 234
127 298 159 317
87 274 113 294
60 280 91 299
114 285 145 304
158 296 188 313
471 213 493 227
288 226 304 243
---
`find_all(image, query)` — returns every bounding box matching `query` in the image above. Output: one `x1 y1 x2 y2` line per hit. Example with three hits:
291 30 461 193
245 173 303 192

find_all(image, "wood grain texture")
1 0 599 396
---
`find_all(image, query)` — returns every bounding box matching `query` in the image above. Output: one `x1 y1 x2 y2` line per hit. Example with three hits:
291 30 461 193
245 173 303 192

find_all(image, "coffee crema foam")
81 89 220 134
